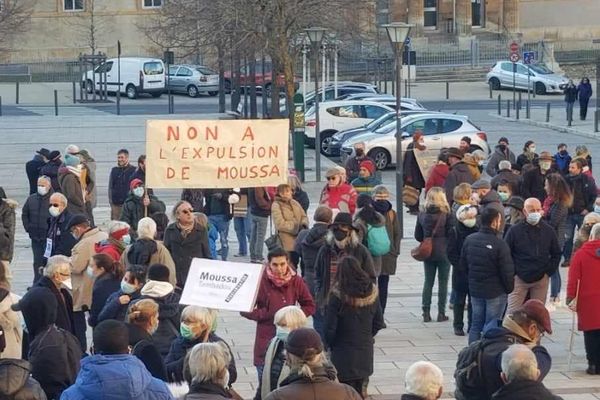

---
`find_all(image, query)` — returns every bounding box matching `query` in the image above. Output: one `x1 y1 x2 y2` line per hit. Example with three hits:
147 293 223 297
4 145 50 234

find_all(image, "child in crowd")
195 212 218 259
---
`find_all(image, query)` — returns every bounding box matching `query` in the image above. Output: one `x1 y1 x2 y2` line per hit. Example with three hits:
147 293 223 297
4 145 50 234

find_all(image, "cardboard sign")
179 258 265 312
146 119 289 188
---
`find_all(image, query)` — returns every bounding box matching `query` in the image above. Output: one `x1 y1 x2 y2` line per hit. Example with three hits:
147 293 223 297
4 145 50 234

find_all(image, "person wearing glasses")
164 201 211 289
319 167 358 215
45 192 78 260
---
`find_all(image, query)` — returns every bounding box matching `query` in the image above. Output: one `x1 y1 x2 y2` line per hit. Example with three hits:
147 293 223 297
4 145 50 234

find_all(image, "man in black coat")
46 192 77 259
108 149 137 220
505 198 562 314
520 151 554 203
204 188 234 261
22 176 53 283
491 160 521 196
25 148 49 195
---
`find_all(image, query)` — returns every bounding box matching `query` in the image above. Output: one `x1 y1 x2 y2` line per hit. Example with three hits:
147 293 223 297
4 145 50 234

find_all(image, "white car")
486 61 569 95
340 113 490 170
167 65 219 97
82 57 165 99
303 100 395 152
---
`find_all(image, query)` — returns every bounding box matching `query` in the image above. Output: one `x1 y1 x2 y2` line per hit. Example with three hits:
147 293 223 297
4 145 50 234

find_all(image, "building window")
0 0 3 12
64 0 84 11
143 0 162 8
424 0 437 28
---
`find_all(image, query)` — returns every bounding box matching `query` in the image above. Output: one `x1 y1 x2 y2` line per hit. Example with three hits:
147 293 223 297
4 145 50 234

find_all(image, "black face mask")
355 149 365 157
333 229 349 241
498 144 507 152
559 150 567 156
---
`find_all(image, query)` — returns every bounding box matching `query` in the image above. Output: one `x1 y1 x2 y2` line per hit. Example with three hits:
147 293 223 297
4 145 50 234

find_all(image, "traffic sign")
509 41 519 52
404 37 411 48
523 51 536 64
510 53 520 63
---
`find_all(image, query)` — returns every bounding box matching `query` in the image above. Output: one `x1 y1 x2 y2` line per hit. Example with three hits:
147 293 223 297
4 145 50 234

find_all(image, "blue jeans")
250 214 268 262
550 270 561 298
563 213 584 261
209 215 230 261
233 213 250 256
469 294 507 344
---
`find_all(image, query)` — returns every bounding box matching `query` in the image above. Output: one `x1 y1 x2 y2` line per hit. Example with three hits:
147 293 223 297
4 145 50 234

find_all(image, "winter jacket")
120 192 166 231
59 354 174 400
447 222 478 294
351 175 382 196
108 164 136 206
444 162 475 203
40 159 62 192
29 325 82 400
414 206 453 262
299 223 329 276
564 85 578 103
57 167 86 216
271 196 309 252
425 163 449 193
345 155 376 183
480 190 505 216
319 183 358 215
165 333 237 384
88 273 120 328
505 220 562 283
490 169 521 196
70 227 108 311
26 155 47 195
0 199 16 261
567 173 597 214
22 191 52 241
492 379 563 400
0 290 22 359
554 151 572 175
31 277 75 338
325 286 384 381
181 382 232 400
127 323 167 381
0 359 47 400
486 145 516 177
164 223 211 288
249 187 273 218
546 201 569 248
521 167 548 203
578 82 593 101
203 189 233 218
121 241 177 287
261 337 288 400
264 366 362 400
94 239 125 262
240 271 315 366
373 200 401 275
460 226 515 299
47 209 77 258
404 143 426 189
292 189 310 212
97 289 141 323
567 239 600 331
516 152 539 170
181 189 205 212
314 238 376 308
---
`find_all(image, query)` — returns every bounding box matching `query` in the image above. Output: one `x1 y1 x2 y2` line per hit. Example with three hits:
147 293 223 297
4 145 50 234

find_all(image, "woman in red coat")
567 223 600 375
425 151 450 193
241 247 315 399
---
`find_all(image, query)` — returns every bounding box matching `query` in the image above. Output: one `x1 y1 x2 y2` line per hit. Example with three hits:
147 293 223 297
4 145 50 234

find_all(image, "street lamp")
305 27 327 182
382 22 413 238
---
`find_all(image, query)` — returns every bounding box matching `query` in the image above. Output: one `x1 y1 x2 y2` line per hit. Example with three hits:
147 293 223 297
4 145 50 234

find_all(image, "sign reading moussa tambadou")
146 119 289 189
179 258 264 313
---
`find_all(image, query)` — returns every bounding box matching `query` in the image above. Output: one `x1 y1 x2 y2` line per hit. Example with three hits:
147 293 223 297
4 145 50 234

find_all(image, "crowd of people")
0 136 597 400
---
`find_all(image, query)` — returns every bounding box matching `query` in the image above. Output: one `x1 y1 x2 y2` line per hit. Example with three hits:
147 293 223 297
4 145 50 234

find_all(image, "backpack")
454 334 519 400
367 224 391 256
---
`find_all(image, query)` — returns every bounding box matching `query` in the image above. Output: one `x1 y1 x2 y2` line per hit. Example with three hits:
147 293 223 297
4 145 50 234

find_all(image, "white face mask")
526 212 542 226
529 146 536 153
38 186 49 196
462 218 477 228
594 205 600 214
49 206 61 217
86 266 95 278
540 161 552 171
62 277 72 290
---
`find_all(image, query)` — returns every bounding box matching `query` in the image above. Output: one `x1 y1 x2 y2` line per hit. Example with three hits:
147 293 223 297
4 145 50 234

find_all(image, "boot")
422 308 432 323
586 363 596 375
437 313 449 322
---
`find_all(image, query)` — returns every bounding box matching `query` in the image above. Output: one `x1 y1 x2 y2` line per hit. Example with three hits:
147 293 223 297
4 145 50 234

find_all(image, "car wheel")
535 82 547 95
126 84 137 99
320 132 336 156
224 79 232 94
85 80 93 94
369 148 390 170
208 91 218 97
489 77 501 90
187 85 199 98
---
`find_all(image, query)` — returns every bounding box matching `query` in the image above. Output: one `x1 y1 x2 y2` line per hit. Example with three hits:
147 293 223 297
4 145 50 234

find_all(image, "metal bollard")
526 100 530 119
497 94 501 115
546 103 551 122
170 95 175 114
404 79 408 98
506 100 511 117
518 92 522 109
568 107 572 127
72 82 76 104
489 82 493 99
446 81 449 100
516 103 520 120
595 110 599 133
54 90 58 116
16 82 19 104
0 96 2 116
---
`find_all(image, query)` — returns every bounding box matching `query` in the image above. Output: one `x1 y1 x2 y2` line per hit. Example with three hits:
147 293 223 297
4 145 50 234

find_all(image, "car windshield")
366 113 394 129
143 62 164 75
196 67 216 75
529 64 553 75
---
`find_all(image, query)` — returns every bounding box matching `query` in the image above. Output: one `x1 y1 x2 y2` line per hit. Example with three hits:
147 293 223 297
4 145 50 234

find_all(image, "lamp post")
305 27 327 182
382 22 413 238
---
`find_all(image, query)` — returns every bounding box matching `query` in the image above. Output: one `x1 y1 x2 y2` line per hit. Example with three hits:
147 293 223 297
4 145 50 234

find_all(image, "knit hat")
446 147 463 160
130 178 144 190
498 137 509 145
461 136 471 144
285 328 324 359
359 160 376 175
66 214 89 231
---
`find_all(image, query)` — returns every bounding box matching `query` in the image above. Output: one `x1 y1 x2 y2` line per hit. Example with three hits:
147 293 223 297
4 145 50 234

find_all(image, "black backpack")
454 334 519 400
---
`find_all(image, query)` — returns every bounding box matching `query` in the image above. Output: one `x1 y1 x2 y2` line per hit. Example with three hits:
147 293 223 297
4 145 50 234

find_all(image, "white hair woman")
120 217 176 286
184 342 233 399
404 361 444 400
164 305 237 385
261 306 308 399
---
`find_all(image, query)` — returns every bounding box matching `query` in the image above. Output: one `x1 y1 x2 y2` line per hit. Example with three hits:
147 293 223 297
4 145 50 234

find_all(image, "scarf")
177 222 195 239
542 195 554 217
66 165 82 179
502 315 536 348
266 265 295 287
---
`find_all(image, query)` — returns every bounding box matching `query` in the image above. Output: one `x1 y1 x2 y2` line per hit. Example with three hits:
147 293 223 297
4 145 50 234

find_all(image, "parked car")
167 65 219 97
224 60 300 94
82 57 165 99
486 61 569 95
304 82 378 109
340 113 490 171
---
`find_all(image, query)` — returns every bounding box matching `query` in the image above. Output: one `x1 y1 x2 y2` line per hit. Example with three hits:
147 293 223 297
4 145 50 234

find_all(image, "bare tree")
63 0 108 54
0 0 33 53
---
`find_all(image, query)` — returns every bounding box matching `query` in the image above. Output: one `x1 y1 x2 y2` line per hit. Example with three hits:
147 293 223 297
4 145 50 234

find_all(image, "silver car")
167 65 219 97
486 61 569 95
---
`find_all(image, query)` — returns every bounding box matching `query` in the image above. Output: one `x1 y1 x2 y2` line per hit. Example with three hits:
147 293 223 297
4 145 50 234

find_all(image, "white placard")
179 258 265 312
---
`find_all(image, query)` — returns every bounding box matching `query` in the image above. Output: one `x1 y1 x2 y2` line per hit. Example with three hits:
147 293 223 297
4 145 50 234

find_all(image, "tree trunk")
249 54 257 119
270 56 280 119
218 45 225 113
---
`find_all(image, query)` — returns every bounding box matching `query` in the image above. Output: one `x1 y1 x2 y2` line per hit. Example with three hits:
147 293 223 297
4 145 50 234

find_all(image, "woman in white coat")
0 261 22 358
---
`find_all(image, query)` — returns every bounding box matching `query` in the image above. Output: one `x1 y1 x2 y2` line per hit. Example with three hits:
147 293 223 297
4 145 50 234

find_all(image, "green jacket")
120 192 166 231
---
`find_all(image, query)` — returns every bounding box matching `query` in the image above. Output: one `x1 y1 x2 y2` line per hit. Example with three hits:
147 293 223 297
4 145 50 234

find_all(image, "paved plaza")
2 101 600 398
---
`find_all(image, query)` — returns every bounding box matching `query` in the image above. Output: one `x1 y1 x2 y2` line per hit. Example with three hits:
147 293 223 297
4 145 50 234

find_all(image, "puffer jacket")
22 191 53 241
0 198 17 261
444 162 475 203
0 359 47 400
414 206 453 262
546 201 569 248
271 195 308 252
120 192 166 231
163 223 211 288
264 366 361 400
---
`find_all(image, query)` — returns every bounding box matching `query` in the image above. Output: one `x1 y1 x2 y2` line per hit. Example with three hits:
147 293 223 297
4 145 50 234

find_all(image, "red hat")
515 299 552 334
129 179 143 190
360 160 376 175
110 227 130 241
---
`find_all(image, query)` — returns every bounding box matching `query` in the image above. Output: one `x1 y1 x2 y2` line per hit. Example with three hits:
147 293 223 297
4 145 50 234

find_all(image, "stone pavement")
2 113 600 399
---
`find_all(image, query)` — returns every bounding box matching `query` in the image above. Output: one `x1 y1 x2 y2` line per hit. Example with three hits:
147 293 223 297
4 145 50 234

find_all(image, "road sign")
523 51 536 64
405 37 411 47
509 41 519 52
510 53 520 63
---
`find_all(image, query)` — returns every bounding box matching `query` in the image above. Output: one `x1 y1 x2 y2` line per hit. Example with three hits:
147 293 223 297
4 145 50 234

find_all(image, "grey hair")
501 344 539 383
286 351 326 379
590 223 600 241
137 217 157 240
274 305 308 330
188 342 231 386
37 175 52 185
405 361 444 399
44 255 71 278
50 192 68 207
108 220 130 235
498 160 512 171
372 185 390 198
181 305 217 328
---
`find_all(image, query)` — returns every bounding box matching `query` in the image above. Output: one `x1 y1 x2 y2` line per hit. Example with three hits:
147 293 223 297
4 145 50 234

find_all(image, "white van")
82 57 166 99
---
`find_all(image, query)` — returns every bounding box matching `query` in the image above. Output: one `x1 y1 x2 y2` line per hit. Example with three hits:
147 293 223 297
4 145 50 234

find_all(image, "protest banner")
179 258 265 312
146 119 289 188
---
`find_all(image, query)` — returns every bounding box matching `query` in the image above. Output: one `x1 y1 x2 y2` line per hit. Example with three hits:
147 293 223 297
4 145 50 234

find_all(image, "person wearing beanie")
319 167 358 215
40 150 63 192
120 179 166 234
351 159 381 196
264 328 362 400
459 136 475 154
344 142 376 183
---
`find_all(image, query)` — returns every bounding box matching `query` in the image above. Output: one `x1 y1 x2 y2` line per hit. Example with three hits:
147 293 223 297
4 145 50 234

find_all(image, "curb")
488 112 600 140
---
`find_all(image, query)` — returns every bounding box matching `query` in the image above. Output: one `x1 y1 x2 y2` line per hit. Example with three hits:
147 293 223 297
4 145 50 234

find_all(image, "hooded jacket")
59 354 174 400
0 359 47 400
491 379 563 400
163 222 211 288
70 227 108 311
120 192 166 231
486 145 516 177
22 191 52 241
0 198 17 261
444 162 475 203
271 195 309 252
567 239 600 331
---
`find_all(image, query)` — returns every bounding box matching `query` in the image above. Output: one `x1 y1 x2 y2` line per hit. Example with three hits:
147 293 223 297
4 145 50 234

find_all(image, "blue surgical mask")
526 212 542 226
180 323 195 340
276 326 290 341
64 154 80 167
132 187 144 198
498 192 510 202
122 234 131 245
120 280 137 294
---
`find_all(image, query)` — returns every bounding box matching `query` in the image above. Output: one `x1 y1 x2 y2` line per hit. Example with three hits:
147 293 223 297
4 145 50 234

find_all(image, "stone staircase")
415 65 491 82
